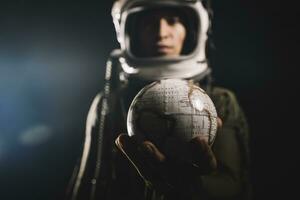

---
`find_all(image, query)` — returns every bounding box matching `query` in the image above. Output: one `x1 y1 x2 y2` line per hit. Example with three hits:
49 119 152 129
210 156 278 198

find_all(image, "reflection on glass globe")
127 79 218 159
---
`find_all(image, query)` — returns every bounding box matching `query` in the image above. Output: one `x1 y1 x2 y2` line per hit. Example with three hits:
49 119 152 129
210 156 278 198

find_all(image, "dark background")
0 0 298 200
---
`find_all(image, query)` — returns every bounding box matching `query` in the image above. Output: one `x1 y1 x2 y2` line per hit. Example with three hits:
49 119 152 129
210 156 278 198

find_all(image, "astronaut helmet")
112 0 211 81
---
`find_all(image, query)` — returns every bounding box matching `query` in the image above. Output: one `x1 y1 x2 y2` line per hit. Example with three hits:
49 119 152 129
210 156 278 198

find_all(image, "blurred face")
136 9 187 57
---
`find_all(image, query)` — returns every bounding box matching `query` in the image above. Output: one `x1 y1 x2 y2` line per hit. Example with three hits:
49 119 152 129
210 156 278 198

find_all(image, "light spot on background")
19 124 53 146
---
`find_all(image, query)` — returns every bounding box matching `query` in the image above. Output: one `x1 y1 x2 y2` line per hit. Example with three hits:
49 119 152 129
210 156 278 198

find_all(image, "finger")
140 141 166 162
190 136 208 152
207 147 217 170
115 133 129 151
189 136 217 170
115 133 139 158
115 134 152 181
217 117 223 128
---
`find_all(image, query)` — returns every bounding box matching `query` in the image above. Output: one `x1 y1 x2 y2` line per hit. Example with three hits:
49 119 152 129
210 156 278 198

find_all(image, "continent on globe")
127 79 218 159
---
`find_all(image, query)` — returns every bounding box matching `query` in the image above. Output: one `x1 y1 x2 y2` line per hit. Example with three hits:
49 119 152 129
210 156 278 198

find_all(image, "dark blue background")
0 0 298 199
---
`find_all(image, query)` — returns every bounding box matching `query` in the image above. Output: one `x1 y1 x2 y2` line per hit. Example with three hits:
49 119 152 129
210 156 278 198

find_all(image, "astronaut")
66 0 251 200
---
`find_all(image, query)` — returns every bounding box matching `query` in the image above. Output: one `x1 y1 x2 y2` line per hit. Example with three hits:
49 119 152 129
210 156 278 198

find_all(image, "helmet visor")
125 6 199 58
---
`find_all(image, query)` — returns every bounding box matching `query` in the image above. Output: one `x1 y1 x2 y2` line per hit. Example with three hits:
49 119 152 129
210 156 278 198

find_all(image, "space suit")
66 1 252 200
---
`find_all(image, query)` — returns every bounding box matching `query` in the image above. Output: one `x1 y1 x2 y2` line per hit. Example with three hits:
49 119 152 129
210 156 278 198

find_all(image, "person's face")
136 9 187 57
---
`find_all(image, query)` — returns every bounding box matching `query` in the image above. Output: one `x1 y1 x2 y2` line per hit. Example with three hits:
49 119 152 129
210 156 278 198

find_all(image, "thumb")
140 141 166 163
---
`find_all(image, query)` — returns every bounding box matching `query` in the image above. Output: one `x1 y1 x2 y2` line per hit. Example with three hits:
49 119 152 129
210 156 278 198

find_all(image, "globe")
127 79 218 159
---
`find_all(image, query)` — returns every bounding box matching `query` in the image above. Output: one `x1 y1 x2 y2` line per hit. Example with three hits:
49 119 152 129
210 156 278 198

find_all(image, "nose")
158 18 171 39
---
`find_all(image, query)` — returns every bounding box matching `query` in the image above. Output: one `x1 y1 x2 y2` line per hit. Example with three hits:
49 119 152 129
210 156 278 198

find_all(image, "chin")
156 51 176 57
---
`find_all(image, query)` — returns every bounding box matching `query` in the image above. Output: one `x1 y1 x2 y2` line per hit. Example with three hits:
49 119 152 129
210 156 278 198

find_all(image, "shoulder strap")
66 50 124 200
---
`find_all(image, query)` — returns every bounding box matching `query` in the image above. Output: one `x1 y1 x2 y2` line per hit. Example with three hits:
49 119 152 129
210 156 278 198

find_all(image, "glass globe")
127 79 218 159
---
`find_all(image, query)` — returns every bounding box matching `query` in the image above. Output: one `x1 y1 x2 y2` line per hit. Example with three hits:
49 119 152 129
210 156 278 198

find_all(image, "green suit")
67 78 251 200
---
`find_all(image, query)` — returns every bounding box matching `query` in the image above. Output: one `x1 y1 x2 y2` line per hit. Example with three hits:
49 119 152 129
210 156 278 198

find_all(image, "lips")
155 44 173 54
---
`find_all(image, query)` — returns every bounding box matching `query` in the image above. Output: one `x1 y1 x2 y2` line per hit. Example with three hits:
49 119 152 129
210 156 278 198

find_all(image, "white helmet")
112 0 211 81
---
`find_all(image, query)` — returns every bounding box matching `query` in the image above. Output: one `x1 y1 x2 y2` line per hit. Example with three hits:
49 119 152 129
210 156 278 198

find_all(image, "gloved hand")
115 117 222 191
